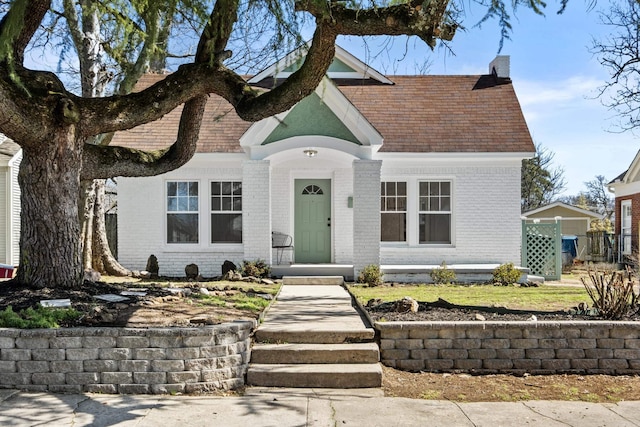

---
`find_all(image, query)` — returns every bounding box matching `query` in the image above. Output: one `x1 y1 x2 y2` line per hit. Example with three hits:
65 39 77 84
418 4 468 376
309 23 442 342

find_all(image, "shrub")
0 306 81 328
582 269 639 320
241 259 271 278
357 264 384 287
492 263 522 285
430 261 456 284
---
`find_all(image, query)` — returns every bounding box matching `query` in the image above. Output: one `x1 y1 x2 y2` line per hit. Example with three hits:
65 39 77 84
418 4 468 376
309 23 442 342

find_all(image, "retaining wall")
0 320 255 394
377 321 640 374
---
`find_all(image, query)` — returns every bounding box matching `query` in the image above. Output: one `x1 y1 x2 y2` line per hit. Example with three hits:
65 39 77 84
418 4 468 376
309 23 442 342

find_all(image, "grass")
348 283 590 311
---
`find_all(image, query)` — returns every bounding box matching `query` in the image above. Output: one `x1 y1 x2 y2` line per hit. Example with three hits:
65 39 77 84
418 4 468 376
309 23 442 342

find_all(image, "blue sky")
339 2 639 196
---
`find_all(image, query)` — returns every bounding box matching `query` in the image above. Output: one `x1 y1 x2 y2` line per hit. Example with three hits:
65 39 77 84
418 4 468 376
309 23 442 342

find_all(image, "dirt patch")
382 366 640 402
364 299 640 322
0 278 273 327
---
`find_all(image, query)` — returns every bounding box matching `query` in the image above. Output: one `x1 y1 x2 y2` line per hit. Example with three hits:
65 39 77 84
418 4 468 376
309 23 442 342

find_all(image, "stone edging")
0 320 255 394
376 321 640 374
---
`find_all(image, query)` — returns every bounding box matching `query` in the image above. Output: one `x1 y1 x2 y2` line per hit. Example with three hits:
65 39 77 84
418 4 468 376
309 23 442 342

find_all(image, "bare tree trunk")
80 180 96 269
91 179 130 276
16 140 84 289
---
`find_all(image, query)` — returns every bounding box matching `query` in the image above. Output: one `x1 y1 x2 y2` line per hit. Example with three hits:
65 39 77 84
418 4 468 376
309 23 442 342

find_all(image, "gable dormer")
248 44 393 86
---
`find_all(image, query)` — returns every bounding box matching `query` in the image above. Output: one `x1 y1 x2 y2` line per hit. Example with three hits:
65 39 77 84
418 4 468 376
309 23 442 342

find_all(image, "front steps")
247 283 381 388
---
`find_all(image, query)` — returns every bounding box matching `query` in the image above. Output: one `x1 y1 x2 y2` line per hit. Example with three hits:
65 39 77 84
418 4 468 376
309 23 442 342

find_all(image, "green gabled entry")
262 93 361 145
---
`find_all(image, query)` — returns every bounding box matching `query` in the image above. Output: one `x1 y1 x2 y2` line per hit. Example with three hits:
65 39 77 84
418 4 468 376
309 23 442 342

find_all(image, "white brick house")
114 46 535 279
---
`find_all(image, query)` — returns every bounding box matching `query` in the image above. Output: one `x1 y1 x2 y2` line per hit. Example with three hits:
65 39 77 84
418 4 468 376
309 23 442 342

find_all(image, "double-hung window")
621 200 632 255
381 182 407 242
211 181 242 243
167 181 199 243
419 181 451 244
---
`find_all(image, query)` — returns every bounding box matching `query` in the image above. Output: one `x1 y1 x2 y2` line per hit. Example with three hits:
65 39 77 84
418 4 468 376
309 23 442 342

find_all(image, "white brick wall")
353 160 382 276
118 153 523 276
333 168 353 263
270 168 293 263
242 160 272 263
380 159 522 266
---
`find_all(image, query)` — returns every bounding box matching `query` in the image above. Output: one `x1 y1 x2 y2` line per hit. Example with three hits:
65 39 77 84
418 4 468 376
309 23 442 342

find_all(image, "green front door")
295 179 331 263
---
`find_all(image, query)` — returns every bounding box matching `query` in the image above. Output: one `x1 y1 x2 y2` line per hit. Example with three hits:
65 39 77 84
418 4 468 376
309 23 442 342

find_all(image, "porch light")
303 148 318 158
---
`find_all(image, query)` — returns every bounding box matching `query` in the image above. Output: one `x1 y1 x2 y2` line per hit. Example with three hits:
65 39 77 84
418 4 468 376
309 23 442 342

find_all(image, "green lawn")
348 283 590 311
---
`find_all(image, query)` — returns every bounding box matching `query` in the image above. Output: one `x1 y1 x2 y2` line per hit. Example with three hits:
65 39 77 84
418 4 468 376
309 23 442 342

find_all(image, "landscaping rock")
84 269 101 283
392 297 418 313
146 255 159 278
222 260 237 275
185 263 199 280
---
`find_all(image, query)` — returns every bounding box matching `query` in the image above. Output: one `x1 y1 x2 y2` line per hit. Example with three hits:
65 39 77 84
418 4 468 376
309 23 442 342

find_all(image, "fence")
522 220 561 280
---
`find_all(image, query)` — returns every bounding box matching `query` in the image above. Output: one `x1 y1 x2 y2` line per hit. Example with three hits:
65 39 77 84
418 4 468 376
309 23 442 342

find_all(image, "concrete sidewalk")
1 388 639 426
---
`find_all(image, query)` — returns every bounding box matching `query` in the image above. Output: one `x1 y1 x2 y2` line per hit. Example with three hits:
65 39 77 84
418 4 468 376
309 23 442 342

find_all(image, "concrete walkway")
1 388 639 426
254 284 373 343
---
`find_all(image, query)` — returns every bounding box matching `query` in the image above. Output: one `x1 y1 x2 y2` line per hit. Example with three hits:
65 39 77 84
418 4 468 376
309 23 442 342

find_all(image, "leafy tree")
521 143 566 212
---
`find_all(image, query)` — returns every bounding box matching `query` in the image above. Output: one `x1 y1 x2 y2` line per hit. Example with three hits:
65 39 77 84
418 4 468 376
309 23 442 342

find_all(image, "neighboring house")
0 134 21 266
113 46 535 279
522 202 604 261
608 150 640 258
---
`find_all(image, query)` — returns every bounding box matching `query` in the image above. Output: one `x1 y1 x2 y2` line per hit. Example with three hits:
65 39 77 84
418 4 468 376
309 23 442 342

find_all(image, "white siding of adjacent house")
379 158 523 266
9 152 21 266
0 166 7 264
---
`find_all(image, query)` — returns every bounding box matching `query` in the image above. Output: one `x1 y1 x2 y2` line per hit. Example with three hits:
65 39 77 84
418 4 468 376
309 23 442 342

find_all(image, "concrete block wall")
380 160 522 266
353 160 382 277
377 322 640 374
0 321 255 394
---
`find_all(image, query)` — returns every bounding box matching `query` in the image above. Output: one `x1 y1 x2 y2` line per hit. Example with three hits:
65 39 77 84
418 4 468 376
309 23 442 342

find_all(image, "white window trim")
209 180 243 245
380 181 408 244
621 199 632 255
165 179 201 245
417 180 453 246
380 177 455 248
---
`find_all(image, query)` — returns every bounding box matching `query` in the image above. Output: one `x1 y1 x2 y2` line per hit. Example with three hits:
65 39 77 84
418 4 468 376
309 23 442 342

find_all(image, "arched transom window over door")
302 185 324 195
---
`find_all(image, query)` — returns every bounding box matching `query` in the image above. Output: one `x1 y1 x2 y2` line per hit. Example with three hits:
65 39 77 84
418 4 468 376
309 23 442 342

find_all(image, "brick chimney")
489 56 510 78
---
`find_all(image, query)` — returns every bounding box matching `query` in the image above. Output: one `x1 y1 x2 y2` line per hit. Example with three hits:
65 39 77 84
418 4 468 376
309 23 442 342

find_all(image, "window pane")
167 213 198 243
211 182 221 195
177 197 188 211
177 182 188 196
233 197 242 211
441 196 451 211
212 197 221 211
380 182 386 195
387 197 396 211
189 182 198 196
381 198 386 211
167 182 177 197
222 196 232 210
167 197 177 212
233 182 242 195
397 182 406 195
441 182 450 195
429 182 440 196
221 181 231 195
419 197 428 211
397 196 406 211
381 213 406 242
419 182 429 196
188 196 198 211
211 213 242 243
386 182 396 196
419 214 451 244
